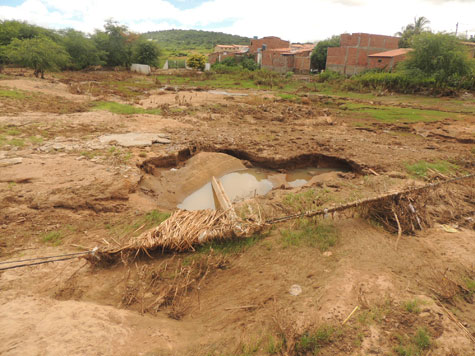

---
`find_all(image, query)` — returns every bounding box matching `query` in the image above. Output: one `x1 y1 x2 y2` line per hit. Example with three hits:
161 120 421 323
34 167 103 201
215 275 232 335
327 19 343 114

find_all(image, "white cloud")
0 0 474 41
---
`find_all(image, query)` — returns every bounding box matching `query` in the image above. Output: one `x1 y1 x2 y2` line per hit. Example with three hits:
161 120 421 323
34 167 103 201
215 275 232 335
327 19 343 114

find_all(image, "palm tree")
396 17 431 48
413 17 430 35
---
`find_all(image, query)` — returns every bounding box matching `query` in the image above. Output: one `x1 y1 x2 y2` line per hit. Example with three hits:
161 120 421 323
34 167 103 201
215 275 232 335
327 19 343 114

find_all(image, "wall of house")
261 51 292 72
208 52 238 65
249 37 290 54
367 54 407 71
261 50 311 73
326 33 400 75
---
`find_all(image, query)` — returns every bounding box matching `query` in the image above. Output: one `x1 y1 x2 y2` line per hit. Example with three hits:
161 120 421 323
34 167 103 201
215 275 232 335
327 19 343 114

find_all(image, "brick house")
261 45 314 73
208 45 249 65
209 36 314 73
248 36 290 54
367 48 413 71
326 33 400 75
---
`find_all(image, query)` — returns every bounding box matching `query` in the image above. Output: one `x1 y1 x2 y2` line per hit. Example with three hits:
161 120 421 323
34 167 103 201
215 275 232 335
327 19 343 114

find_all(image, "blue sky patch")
166 0 207 10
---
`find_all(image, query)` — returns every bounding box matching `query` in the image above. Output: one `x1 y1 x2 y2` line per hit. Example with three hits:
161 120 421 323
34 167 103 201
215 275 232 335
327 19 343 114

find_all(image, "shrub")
316 70 345 83
403 32 475 87
186 53 206 71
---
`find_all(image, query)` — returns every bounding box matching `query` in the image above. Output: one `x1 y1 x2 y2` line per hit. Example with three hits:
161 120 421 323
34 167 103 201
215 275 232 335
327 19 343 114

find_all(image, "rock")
323 251 333 257
98 133 171 147
0 157 23 167
289 284 302 296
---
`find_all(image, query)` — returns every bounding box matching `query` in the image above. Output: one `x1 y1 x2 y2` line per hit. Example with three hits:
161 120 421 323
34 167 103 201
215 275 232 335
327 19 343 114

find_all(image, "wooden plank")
211 176 232 211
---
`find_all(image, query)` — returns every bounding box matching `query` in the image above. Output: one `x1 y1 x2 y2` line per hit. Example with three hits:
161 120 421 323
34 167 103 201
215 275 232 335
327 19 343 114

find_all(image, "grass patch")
28 135 44 144
265 335 283 355
7 138 25 147
465 278 475 297
42 231 63 245
283 188 331 212
196 234 264 255
93 101 161 115
280 218 338 252
395 328 431 356
405 160 459 178
404 299 422 314
342 103 456 123
295 325 335 355
0 89 26 99
105 210 170 240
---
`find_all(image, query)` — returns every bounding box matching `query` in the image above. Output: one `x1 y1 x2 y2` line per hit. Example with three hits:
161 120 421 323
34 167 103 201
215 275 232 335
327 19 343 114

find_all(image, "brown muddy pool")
178 167 339 211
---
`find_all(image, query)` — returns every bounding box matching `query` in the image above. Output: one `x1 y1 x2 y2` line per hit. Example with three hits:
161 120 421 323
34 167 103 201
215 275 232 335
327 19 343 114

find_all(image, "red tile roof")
368 48 413 58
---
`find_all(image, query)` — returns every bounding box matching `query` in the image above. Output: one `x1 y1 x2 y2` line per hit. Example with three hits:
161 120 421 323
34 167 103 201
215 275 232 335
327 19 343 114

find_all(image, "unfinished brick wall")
249 37 290 54
262 51 292 73
261 50 312 73
326 33 400 75
208 52 238 65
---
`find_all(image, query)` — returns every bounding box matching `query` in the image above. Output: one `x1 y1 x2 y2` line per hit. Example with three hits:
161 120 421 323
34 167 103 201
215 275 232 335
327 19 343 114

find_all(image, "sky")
0 0 474 42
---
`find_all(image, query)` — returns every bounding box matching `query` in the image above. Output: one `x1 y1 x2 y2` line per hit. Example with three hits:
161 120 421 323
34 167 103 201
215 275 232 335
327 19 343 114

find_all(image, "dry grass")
121 253 229 319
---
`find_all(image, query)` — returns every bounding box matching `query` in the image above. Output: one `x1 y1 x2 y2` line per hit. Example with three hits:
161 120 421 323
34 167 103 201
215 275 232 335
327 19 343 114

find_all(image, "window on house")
378 59 382 63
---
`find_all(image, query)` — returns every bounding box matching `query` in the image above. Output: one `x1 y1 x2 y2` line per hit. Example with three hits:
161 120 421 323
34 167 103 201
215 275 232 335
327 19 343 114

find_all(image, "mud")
0 69 474 356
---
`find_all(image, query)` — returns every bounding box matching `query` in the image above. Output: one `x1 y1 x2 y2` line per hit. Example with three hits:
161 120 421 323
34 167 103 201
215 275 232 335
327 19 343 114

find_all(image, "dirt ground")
0 69 474 356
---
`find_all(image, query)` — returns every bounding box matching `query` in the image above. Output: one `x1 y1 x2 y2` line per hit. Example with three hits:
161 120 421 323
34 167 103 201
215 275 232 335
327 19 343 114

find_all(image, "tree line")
0 20 161 78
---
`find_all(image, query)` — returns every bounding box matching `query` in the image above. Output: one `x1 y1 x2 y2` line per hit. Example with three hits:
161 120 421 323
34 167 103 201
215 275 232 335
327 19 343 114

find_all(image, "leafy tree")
187 53 206 70
396 17 431 48
402 32 474 85
132 39 161 66
310 35 340 72
60 29 105 69
0 20 58 46
5 36 70 78
93 20 138 67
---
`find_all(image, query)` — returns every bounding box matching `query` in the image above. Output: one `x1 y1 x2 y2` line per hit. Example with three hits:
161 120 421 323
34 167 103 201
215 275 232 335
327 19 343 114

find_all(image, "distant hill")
143 29 251 55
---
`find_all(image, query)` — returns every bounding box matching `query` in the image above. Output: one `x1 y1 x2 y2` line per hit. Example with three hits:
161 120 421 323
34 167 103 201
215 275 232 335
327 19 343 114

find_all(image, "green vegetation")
132 39 161 67
187 53 206 71
265 335 283 355
280 219 338 251
93 101 161 115
405 160 459 178
6 36 70 78
465 278 475 297
105 210 170 240
143 29 250 57
42 231 63 245
311 35 340 71
196 234 264 255
396 16 431 48
59 29 105 70
283 188 330 212
0 88 25 99
0 19 162 73
404 299 422 314
341 103 454 123
295 325 335 355
395 328 431 356
403 32 475 87
213 55 259 72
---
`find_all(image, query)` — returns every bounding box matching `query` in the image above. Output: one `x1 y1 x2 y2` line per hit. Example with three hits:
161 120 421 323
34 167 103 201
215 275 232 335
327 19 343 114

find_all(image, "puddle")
208 90 248 97
178 167 337 211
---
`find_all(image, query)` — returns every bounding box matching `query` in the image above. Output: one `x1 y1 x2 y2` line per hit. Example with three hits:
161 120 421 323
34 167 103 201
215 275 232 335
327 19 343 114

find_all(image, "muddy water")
178 167 335 211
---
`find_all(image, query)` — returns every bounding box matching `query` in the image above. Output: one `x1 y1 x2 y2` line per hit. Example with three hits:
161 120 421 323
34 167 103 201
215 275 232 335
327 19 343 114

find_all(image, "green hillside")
144 29 251 57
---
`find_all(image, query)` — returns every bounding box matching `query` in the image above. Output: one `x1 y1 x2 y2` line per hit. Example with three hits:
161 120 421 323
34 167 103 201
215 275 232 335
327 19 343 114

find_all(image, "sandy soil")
0 70 474 355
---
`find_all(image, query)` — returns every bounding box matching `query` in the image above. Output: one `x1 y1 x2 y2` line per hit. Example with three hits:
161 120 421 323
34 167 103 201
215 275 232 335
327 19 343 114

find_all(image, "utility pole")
455 22 459 36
